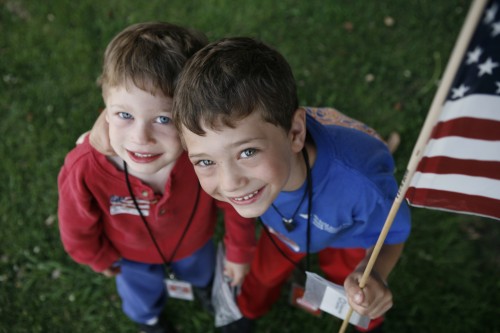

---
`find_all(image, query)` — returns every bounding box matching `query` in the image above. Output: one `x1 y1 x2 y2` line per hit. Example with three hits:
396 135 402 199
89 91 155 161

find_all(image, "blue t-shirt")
260 115 411 253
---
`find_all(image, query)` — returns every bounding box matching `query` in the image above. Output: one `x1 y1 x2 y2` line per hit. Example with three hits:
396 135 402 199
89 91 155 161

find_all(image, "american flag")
406 0 500 221
109 195 151 216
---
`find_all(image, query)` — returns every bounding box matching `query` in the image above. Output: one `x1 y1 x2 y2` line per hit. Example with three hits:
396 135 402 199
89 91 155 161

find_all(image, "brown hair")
100 22 208 97
173 37 298 135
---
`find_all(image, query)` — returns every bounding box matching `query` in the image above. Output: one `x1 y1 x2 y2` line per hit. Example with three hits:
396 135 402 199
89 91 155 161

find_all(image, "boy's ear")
288 108 307 153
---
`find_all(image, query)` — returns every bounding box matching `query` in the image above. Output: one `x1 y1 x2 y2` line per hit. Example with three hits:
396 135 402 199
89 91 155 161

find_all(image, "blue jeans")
116 239 215 324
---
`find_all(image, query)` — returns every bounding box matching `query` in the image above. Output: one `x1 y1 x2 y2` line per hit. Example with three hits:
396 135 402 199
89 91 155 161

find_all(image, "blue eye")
118 112 133 119
240 148 256 158
156 116 171 124
196 160 214 167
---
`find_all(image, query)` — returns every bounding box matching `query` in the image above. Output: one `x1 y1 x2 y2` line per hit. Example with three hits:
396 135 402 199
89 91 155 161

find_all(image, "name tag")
165 278 194 301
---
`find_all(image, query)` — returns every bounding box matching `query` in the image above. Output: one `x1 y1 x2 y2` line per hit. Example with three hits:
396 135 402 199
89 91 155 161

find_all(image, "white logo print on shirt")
299 214 348 234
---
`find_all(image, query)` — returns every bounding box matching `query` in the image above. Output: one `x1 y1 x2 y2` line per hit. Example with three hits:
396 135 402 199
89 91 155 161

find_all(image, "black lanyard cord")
304 147 312 271
123 161 201 274
261 148 313 276
259 219 305 273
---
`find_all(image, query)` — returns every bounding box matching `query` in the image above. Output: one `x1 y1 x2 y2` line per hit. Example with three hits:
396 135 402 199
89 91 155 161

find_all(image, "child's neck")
107 155 174 195
304 139 317 168
132 167 172 195
285 141 317 192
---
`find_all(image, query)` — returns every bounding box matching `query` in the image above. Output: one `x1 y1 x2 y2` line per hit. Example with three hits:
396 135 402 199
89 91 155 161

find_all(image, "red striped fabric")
431 118 500 140
406 188 500 219
406 99 500 221
415 156 500 180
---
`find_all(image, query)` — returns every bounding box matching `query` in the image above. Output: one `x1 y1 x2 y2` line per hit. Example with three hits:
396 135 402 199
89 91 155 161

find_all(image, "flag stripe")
432 117 500 140
406 187 500 220
423 137 500 161
439 94 500 122
416 156 500 180
409 172 500 200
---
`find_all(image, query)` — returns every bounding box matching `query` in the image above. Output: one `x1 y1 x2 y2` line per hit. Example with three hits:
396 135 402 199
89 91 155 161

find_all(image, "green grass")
1 0 499 332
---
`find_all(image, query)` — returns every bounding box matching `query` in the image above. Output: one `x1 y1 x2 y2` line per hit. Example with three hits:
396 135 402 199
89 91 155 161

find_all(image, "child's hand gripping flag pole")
338 0 499 331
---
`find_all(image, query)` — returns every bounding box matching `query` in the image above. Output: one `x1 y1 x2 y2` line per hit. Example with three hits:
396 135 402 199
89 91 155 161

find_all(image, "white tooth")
134 152 153 157
235 190 258 201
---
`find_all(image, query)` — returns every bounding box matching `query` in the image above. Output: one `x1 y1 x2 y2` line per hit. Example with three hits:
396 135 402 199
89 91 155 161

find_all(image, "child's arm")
216 201 257 286
58 160 120 273
343 242 405 319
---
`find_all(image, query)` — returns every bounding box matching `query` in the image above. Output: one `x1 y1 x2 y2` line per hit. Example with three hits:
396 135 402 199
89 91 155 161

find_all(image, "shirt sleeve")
57 157 120 272
215 200 256 264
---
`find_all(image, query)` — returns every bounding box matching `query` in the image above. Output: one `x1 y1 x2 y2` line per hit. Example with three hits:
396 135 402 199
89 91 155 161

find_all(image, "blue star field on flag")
450 0 500 100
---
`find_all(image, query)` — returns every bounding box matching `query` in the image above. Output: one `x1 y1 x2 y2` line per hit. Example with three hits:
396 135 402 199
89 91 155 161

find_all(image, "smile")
232 190 260 202
127 150 161 163
134 152 154 158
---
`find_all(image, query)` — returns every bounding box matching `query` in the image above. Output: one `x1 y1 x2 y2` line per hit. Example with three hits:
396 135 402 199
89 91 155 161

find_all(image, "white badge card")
289 283 322 317
164 279 194 301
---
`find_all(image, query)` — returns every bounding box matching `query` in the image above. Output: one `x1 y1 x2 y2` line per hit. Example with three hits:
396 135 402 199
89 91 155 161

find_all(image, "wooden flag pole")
338 1 487 332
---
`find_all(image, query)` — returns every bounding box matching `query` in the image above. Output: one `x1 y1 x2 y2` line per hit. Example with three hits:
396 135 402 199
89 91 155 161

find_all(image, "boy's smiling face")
182 110 307 218
105 84 183 175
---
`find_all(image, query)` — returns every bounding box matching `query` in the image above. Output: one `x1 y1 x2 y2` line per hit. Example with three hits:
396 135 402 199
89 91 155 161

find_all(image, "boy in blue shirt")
172 37 411 332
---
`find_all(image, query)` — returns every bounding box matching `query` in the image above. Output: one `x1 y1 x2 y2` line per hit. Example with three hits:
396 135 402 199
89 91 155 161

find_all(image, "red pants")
237 231 384 331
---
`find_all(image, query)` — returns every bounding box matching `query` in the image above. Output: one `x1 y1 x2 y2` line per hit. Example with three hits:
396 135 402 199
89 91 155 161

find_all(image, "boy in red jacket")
57 23 255 333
